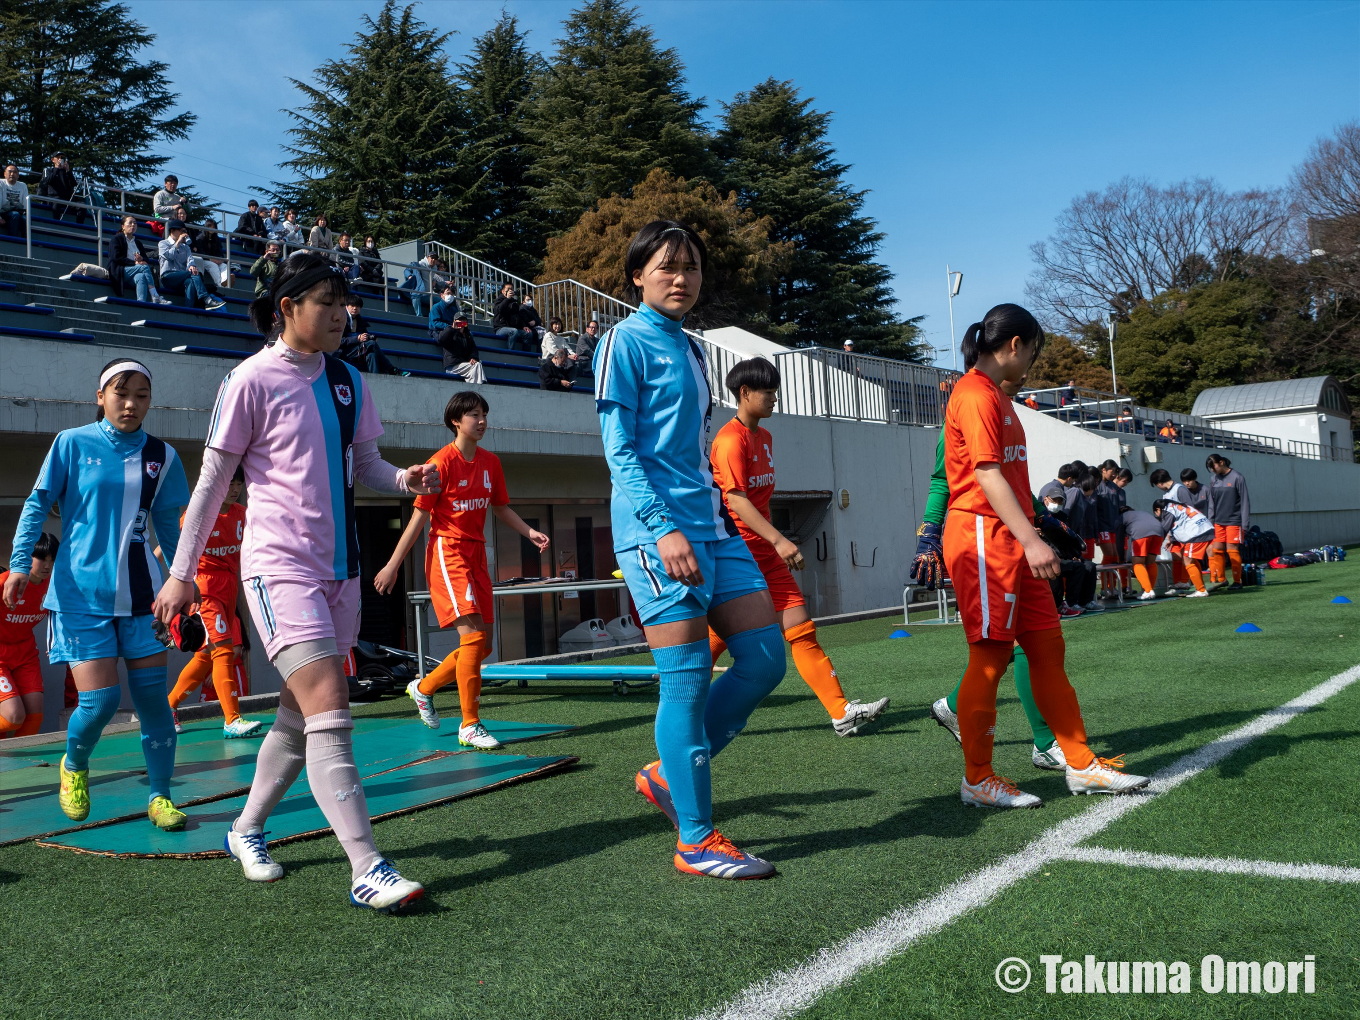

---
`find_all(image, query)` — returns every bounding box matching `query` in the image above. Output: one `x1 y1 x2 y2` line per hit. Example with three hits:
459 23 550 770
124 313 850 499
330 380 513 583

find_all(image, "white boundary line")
692 663 1360 1020
1057 846 1360 884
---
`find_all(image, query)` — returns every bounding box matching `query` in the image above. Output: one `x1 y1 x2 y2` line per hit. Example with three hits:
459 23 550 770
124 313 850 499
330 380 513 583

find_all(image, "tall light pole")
946 265 963 371
1107 312 1118 394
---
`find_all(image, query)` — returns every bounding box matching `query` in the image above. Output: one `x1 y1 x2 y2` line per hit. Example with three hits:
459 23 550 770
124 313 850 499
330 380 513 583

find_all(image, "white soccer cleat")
1032 741 1067 771
832 697 890 736
225 822 284 882
1185 589 1210 598
960 774 1042 809
350 859 424 913
930 696 961 744
223 718 263 739
1066 755 1151 795
1138 590 1158 601
458 722 503 749
406 679 440 729
171 708 183 734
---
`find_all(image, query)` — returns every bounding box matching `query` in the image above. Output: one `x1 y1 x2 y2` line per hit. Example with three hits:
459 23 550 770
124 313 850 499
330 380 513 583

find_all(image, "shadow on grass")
1212 728 1360 779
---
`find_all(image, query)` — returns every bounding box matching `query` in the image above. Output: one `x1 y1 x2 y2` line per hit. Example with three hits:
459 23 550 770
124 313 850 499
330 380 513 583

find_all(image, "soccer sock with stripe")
126 666 177 801
236 705 306 832
652 639 714 846
1014 627 1095 771
956 639 1012 784
1185 559 1206 592
65 685 121 770
169 649 212 708
783 620 847 720
1227 548 1244 584
209 644 242 724
455 630 488 728
418 648 459 697
704 623 786 757
1132 563 1156 594
1011 647 1057 752
303 709 383 881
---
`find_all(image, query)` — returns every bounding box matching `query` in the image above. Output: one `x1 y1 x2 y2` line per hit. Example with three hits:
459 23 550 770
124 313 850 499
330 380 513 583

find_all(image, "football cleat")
406 679 439 729
350 859 424 913
458 722 502 749
1185 589 1210 598
1032 741 1067 771
832 696 890 736
223 717 263 739
225 823 284 882
960 774 1042 809
1066 755 1151 795
634 760 679 831
674 831 776 880
58 754 91 821
1138 590 1158 601
172 708 184 734
930 696 962 744
148 795 187 830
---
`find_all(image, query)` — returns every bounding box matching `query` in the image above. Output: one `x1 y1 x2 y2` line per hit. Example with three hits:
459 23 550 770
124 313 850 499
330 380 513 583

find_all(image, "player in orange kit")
375 390 548 749
0 532 58 737
166 465 262 738
709 358 889 735
943 303 1149 808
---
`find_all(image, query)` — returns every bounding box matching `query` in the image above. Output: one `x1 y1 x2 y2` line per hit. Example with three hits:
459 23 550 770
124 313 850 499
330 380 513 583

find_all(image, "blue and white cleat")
674 831 776 880
351 859 425 913
224 822 283 882
223 717 263 739
634 760 679 831
406 679 440 729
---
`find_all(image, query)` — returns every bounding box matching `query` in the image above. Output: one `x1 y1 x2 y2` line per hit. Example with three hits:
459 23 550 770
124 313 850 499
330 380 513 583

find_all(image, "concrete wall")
1202 409 1353 456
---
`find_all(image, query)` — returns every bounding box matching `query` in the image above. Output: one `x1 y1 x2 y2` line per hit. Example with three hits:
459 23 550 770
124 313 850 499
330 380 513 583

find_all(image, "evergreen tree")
527 0 713 235
714 78 927 361
274 1 468 246
456 13 548 279
0 0 194 184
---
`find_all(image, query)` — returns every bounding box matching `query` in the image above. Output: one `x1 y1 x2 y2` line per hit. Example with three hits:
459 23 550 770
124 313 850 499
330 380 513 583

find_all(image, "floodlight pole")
946 264 962 371
1108 316 1118 394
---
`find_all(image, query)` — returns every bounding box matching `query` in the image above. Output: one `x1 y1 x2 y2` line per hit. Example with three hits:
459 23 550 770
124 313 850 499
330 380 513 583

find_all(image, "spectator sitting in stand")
1059 379 1077 407
518 294 545 340
540 317 575 363
429 283 462 338
39 152 84 223
152 173 188 227
357 235 383 282
111 214 167 304
0 164 29 237
492 282 534 350
308 213 334 252
334 232 361 280
235 199 267 255
339 295 406 376
263 206 287 243
539 346 575 391
402 251 439 317
250 241 283 296
1158 419 1180 443
437 315 485 383
158 221 224 310
575 319 601 372
280 209 304 248
190 213 230 291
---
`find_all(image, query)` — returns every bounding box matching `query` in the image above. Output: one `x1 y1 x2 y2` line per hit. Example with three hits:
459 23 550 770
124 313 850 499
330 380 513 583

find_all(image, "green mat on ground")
37 751 577 857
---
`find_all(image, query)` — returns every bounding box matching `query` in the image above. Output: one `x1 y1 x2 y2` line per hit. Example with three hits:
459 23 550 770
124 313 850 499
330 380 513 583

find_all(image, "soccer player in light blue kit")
4 358 190 829
598 220 786 880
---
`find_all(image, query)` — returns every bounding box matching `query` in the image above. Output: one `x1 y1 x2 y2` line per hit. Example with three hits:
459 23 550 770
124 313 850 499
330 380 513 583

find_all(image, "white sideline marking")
1058 846 1360 884
693 663 1360 1020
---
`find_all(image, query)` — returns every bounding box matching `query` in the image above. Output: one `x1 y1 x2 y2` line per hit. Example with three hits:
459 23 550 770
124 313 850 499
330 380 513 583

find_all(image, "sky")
128 0 1360 367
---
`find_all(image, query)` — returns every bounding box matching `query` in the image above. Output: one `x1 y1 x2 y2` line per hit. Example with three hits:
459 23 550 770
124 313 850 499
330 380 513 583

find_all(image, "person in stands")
0 164 29 237
159 222 224 310
111 215 166 304
339 295 404 376
152 174 188 227
235 200 267 256
539 347 575 391
492 283 533 351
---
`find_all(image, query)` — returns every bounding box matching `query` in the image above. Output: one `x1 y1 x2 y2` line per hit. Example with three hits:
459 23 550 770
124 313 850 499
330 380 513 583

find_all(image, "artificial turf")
3 559 1358 1019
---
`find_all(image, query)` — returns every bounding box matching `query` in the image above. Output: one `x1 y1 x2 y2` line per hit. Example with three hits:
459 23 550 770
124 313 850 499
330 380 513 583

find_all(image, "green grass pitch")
3 560 1358 1019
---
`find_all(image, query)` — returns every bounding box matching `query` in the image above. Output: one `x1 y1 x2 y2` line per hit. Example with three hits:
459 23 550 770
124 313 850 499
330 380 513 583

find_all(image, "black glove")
1036 512 1084 561
910 520 945 589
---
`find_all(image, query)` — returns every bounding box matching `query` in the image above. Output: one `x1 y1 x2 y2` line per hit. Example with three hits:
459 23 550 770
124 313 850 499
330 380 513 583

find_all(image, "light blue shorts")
619 533 768 626
48 611 163 665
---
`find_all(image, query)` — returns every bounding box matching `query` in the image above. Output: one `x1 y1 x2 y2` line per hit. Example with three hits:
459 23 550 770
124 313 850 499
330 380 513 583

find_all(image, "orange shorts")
198 594 241 647
944 512 1060 644
1128 537 1161 558
0 640 43 701
1214 524 1243 545
750 541 806 613
427 535 494 628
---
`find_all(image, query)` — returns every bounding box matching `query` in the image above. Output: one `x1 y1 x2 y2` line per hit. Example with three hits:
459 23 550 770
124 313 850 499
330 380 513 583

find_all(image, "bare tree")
1027 177 1290 333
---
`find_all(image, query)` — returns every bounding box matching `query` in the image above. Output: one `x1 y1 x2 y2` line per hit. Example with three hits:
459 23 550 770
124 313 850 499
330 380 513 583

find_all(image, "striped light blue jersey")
10 420 189 616
594 303 735 552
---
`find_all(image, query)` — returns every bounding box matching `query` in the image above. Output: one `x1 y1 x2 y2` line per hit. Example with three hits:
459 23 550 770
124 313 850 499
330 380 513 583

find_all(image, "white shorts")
243 576 361 664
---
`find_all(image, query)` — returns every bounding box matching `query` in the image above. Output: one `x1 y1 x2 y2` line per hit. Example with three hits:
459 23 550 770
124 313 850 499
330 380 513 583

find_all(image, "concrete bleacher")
0 207 590 393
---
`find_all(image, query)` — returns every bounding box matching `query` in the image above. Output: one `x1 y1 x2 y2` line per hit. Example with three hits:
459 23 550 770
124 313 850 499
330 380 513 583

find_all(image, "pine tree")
714 78 927 361
0 0 194 184
527 0 713 235
274 1 468 246
456 13 548 279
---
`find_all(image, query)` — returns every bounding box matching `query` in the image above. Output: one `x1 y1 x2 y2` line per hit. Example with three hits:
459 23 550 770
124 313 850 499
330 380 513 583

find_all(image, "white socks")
236 705 306 833
302 709 382 880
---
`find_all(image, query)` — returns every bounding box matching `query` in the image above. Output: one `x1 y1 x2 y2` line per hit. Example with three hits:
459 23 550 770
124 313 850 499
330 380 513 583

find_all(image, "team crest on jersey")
334 384 353 406
145 461 162 479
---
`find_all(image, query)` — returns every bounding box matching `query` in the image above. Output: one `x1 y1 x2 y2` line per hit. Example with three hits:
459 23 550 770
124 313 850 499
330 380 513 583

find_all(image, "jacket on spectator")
280 220 304 245
540 330 572 359
0 178 28 213
308 225 333 250
357 242 383 281
264 215 288 242
109 232 156 297
39 165 76 201
153 188 186 220
192 229 224 258
158 235 194 276
344 312 372 342
251 253 282 295
518 303 543 332
236 209 266 237
492 293 521 330
334 244 360 271
437 323 480 372
429 296 461 334
539 359 574 391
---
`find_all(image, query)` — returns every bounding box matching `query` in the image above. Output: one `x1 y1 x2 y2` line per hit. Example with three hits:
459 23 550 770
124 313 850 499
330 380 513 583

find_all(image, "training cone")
1332 596 1352 604
889 629 911 639
1235 623 1263 634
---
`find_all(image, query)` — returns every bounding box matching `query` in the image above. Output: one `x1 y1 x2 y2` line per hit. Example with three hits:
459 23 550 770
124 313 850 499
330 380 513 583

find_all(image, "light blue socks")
126 666 176 801
65 685 121 771
652 639 713 845
704 624 787 757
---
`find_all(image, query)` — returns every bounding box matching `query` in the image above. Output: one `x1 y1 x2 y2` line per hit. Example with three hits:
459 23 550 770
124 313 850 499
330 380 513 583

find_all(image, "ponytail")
960 303 1045 370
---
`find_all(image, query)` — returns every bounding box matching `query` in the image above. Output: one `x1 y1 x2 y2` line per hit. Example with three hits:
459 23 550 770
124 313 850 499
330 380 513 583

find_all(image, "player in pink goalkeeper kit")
158 255 439 913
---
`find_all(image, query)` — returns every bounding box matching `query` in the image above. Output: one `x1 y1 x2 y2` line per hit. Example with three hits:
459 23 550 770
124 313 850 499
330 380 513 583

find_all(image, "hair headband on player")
273 263 347 309
99 360 152 389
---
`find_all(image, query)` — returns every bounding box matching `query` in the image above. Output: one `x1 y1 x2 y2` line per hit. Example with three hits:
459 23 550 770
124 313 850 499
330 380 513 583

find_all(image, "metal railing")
1287 440 1356 463
771 347 959 426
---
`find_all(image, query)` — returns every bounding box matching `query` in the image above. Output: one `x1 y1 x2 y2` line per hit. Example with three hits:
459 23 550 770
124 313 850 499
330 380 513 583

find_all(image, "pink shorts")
242 575 361 662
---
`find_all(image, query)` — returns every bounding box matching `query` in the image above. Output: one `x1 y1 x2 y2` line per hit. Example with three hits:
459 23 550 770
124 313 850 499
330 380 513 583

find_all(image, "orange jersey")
944 369 1032 518
415 445 508 543
189 503 246 602
0 571 50 645
710 417 777 546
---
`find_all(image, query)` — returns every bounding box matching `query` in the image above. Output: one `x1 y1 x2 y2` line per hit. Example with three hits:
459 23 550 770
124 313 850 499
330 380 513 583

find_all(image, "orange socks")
1209 549 1227 584
956 639 1013 783
1185 559 1206 593
783 620 848 720
1132 563 1156 595
1015 628 1095 771
455 630 488 728
16 712 42 737
1227 548 1243 584
169 649 213 708
0 713 19 737
1172 558 1189 584
708 627 727 665
418 648 459 697
210 644 242 724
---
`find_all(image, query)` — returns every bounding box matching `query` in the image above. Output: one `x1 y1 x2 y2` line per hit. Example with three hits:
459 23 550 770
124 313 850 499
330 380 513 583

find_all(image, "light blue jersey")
594 303 735 552
10 420 189 617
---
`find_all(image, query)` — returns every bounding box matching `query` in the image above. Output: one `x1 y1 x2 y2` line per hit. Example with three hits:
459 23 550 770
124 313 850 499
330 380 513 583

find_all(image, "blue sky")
129 0 1359 365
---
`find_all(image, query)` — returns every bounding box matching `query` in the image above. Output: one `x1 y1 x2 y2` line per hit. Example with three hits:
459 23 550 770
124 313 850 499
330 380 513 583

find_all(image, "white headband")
99 361 152 390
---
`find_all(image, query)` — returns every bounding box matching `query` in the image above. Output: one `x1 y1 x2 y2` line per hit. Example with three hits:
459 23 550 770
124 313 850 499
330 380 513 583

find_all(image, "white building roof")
1191 376 1351 418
